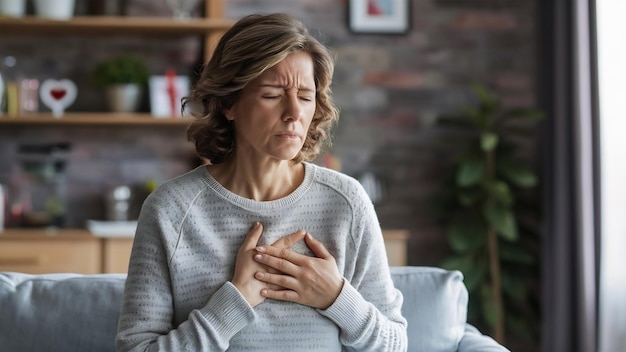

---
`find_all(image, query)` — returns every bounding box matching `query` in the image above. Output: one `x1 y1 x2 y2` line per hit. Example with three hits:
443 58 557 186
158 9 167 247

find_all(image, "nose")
282 95 302 122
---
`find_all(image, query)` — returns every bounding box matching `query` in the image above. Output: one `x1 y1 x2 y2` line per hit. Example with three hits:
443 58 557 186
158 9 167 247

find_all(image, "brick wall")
0 0 538 268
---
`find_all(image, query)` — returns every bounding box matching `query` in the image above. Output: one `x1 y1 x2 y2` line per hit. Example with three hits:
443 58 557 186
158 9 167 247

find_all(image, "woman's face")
225 51 316 162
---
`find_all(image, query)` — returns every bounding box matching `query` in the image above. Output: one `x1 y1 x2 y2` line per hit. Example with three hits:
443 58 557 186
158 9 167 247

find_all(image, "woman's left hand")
253 232 344 310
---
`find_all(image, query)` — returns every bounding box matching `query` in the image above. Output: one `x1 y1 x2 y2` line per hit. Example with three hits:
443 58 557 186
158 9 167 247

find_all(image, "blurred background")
2 1 624 351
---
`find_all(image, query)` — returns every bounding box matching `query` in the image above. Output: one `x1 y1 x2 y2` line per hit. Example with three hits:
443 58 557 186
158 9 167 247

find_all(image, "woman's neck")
207 158 305 201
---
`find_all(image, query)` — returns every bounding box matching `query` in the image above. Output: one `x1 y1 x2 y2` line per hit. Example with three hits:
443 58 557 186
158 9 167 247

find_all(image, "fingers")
256 232 331 267
254 271 297 290
271 229 306 249
241 222 263 251
260 287 299 302
254 250 299 275
304 232 332 259
255 272 301 303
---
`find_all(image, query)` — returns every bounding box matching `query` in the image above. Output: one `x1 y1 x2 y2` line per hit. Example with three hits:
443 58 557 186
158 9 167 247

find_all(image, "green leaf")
481 133 499 151
463 264 487 292
441 255 472 272
498 160 537 188
465 107 485 126
91 55 149 86
447 216 486 253
472 84 497 108
439 255 466 270
484 204 518 241
457 158 485 187
484 181 513 206
458 188 481 207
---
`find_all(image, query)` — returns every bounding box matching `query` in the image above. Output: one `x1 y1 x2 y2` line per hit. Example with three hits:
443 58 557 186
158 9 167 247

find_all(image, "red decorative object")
39 79 77 117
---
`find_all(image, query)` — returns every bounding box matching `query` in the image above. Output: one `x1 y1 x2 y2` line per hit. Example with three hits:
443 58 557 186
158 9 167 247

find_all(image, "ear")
223 107 235 121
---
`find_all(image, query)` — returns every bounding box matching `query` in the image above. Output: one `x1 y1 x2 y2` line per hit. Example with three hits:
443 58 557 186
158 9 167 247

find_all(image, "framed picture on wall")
348 0 411 34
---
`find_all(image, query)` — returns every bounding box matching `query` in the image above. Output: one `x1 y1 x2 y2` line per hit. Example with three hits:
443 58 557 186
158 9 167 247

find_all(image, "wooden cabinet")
0 1 233 126
101 237 134 273
0 229 133 274
0 229 407 274
383 230 409 267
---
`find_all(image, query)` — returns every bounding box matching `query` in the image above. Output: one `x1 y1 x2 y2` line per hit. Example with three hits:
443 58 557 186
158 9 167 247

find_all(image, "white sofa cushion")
390 266 468 352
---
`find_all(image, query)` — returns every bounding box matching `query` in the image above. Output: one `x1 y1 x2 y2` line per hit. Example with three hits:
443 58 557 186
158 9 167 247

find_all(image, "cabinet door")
383 230 409 266
0 239 101 274
102 238 134 273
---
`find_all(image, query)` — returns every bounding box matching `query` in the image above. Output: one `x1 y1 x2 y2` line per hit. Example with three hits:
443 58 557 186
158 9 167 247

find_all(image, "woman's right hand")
231 222 306 307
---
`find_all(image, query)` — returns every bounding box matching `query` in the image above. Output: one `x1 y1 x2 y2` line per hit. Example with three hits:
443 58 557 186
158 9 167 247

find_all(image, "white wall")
596 1 626 350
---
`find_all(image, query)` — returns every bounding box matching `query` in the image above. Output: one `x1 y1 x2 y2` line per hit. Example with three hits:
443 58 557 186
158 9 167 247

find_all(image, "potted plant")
91 55 149 113
432 84 543 347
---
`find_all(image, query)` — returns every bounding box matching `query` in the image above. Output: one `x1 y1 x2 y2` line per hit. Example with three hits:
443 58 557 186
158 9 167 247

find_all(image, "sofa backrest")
0 272 126 352
0 267 468 352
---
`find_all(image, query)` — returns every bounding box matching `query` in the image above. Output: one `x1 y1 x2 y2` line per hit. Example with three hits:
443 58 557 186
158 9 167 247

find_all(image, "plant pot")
105 84 142 113
0 0 26 18
34 0 75 20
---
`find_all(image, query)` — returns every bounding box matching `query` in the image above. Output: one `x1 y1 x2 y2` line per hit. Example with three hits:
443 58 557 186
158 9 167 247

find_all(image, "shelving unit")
0 0 232 125
0 2 231 274
0 113 192 125
0 16 234 36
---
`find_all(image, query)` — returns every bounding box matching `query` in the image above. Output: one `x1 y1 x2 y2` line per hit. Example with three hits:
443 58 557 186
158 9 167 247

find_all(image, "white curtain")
596 1 626 350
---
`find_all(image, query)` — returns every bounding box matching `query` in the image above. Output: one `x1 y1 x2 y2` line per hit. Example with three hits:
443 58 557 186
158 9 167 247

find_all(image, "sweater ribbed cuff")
317 280 372 334
200 281 256 340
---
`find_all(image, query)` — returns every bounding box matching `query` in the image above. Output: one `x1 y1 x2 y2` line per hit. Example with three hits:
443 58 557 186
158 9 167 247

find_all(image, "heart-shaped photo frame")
40 79 77 117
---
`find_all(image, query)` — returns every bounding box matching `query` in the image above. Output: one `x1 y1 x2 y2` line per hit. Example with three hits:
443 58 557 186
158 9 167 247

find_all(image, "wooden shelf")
0 16 235 36
0 113 192 125
0 228 95 240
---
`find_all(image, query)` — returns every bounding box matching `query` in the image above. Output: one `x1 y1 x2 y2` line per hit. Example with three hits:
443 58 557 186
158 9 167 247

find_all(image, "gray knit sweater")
116 162 408 351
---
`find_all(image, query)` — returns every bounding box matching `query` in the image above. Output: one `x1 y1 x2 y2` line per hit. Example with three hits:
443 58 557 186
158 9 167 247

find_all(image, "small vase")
34 0 76 20
105 84 142 113
0 0 26 18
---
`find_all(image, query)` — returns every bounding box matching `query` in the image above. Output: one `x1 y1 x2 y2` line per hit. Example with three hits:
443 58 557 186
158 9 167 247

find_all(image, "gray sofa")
0 266 509 352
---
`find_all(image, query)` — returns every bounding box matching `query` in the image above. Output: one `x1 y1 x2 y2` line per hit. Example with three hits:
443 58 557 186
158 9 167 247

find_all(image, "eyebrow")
258 83 315 93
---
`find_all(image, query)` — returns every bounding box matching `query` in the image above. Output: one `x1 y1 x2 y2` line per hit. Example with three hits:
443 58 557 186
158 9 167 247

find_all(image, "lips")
275 132 300 139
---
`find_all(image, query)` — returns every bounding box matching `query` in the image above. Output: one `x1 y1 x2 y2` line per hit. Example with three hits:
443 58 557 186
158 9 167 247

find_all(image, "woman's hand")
253 232 344 310
231 222 306 307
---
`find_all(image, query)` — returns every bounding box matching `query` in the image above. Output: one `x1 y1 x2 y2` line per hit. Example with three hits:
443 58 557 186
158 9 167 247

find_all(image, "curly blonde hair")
184 13 339 164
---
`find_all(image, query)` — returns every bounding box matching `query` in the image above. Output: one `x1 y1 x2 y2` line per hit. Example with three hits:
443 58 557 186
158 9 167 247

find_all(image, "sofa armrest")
458 324 511 352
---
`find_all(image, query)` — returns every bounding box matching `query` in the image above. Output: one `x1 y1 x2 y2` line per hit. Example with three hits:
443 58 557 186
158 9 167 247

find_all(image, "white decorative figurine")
40 79 77 118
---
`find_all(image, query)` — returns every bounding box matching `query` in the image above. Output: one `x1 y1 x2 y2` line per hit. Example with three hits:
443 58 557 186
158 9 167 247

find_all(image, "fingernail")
256 246 266 253
253 222 260 229
255 272 264 279
254 254 263 261
260 289 268 296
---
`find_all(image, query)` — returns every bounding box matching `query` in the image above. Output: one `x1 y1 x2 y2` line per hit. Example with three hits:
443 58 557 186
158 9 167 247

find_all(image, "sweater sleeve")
317 183 408 351
115 192 256 352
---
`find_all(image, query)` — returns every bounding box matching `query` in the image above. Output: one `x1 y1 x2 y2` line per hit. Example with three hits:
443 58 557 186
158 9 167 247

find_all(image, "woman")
116 13 407 351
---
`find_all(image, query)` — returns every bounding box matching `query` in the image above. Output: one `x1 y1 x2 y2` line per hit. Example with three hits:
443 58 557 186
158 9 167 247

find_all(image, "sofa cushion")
0 272 126 352
390 266 468 352
0 267 470 352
